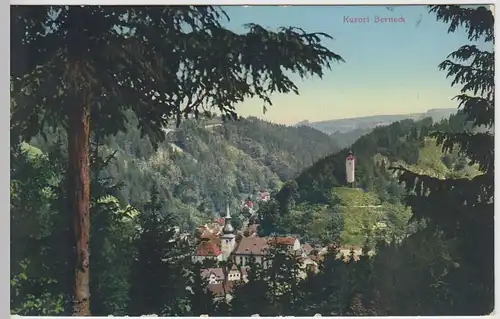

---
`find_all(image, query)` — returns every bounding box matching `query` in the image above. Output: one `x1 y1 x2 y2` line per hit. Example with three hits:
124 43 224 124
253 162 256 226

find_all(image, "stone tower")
345 150 355 187
220 203 236 261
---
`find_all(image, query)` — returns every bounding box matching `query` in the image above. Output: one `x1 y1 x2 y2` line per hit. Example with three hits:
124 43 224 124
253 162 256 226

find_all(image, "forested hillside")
289 112 475 205
29 113 340 230
259 112 479 248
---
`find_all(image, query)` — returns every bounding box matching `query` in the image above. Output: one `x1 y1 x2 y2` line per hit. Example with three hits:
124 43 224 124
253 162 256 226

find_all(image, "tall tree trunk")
67 102 91 316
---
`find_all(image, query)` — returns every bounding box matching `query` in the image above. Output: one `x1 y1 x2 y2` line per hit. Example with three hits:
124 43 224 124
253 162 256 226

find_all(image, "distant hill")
297 108 457 148
284 111 476 206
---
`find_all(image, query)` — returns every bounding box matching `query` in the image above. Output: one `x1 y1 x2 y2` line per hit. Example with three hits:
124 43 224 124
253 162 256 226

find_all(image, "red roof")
195 241 222 256
215 218 225 226
346 155 355 160
268 236 296 246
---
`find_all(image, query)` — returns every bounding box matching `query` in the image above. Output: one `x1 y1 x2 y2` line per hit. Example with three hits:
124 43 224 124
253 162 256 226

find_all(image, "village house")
201 266 248 285
201 265 248 302
201 268 224 284
192 239 224 263
191 202 380 305
232 236 269 267
193 204 321 300
194 205 312 267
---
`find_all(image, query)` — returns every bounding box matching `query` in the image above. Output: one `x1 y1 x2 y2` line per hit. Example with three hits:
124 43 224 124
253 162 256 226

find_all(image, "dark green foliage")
230 255 270 315
257 200 282 237
10 143 69 315
390 5 494 315
231 215 244 231
185 262 216 316
89 167 135 315
330 127 372 149
323 208 345 245
343 246 379 315
231 242 307 316
128 187 189 316
221 117 340 180
10 141 140 316
274 180 300 215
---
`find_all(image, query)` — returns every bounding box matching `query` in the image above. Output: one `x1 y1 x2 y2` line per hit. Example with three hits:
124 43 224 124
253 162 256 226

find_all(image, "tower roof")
346 150 355 160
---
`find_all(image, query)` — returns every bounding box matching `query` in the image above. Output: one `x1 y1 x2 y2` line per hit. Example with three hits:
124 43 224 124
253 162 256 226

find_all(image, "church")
192 204 308 268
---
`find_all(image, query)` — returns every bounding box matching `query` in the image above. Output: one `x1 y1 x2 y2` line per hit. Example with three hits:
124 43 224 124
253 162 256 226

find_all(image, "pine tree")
391 5 494 315
310 245 349 316
185 262 215 316
89 147 137 315
128 186 188 316
344 240 380 315
10 142 69 315
10 7 344 314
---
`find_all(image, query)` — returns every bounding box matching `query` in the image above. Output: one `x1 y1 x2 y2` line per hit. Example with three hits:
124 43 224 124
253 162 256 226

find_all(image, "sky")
218 5 491 125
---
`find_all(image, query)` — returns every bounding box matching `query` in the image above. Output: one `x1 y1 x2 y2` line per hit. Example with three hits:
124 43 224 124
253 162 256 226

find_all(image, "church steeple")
221 202 236 261
223 203 235 235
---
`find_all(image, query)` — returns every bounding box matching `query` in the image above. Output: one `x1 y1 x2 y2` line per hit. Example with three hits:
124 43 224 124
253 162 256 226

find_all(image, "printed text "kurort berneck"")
343 16 406 23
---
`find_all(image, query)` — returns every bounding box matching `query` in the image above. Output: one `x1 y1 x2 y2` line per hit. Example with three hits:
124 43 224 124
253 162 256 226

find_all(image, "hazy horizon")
219 5 488 125
274 106 457 125
210 106 456 127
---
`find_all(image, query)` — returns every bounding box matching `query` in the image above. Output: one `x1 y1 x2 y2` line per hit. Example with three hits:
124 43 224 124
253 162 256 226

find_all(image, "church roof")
223 204 235 234
223 221 234 234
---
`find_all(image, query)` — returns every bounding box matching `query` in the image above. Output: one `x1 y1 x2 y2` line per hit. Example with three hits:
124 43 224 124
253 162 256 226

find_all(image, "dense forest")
29 114 340 230
10 4 494 317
